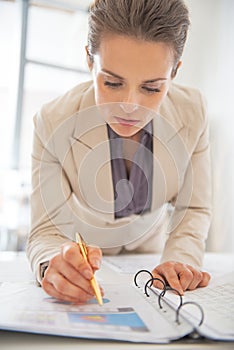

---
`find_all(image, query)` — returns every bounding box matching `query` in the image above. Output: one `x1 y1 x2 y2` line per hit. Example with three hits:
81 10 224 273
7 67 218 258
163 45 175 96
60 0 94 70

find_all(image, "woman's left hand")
151 261 211 295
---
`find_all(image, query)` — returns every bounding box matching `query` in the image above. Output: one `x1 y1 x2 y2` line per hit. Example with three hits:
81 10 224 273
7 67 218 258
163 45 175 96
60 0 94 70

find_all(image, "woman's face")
89 34 176 137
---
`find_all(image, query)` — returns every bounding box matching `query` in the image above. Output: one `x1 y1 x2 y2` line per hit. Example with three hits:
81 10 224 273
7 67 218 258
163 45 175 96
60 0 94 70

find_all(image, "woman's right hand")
41 241 103 303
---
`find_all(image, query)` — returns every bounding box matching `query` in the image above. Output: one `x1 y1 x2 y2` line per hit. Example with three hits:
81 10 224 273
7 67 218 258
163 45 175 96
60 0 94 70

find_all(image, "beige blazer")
26 81 212 281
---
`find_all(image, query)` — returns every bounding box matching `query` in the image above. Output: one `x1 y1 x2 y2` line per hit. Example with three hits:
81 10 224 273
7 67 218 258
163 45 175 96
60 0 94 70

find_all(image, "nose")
120 90 140 113
120 102 139 113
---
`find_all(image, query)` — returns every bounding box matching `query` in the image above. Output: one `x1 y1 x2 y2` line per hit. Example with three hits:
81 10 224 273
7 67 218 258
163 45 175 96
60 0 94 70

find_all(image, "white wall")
177 0 234 117
175 0 234 252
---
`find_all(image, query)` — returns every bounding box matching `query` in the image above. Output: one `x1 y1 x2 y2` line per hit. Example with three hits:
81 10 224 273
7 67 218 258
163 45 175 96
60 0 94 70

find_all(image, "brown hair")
87 0 190 74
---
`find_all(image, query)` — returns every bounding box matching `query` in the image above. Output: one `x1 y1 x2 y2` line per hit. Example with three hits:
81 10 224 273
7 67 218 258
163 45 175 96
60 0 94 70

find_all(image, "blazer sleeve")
26 109 75 283
26 82 94 283
160 93 212 269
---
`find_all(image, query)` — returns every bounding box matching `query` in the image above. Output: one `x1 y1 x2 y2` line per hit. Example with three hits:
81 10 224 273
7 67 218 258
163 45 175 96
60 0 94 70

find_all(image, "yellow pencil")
76 233 103 306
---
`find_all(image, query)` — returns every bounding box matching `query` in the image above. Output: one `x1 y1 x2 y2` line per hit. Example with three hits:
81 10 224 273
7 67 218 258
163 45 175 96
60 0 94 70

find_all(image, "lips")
114 116 139 126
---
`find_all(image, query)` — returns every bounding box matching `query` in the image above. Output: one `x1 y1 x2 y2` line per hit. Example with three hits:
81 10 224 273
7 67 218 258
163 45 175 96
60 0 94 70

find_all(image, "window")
0 0 91 250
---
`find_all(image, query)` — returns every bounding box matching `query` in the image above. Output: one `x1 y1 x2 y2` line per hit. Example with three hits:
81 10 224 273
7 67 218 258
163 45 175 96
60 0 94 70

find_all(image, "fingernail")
92 259 100 269
83 269 93 279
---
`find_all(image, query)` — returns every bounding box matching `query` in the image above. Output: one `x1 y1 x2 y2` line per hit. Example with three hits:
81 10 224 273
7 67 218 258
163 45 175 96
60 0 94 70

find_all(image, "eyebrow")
101 68 167 83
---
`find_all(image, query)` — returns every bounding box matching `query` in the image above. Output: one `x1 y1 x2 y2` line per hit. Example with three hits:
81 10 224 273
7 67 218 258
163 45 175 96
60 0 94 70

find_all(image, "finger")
61 243 93 280
46 273 94 302
174 264 194 291
150 272 166 290
49 258 95 295
42 279 86 303
42 273 94 303
198 271 211 288
182 265 203 291
87 246 102 271
153 263 184 295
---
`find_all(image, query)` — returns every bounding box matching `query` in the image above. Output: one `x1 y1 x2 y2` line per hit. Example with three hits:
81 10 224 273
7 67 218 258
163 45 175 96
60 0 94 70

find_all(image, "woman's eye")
142 86 161 94
104 81 122 89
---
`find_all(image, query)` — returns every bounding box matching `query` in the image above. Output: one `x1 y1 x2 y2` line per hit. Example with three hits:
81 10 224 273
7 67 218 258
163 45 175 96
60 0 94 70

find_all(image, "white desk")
0 251 233 350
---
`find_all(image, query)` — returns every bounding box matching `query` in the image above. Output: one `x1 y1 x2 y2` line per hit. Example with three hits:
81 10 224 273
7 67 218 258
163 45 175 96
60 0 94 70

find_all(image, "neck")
124 130 142 143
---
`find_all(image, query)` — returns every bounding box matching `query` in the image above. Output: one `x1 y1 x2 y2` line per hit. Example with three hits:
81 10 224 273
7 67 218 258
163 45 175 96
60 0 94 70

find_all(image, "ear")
85 45 93 71
171 61 182 79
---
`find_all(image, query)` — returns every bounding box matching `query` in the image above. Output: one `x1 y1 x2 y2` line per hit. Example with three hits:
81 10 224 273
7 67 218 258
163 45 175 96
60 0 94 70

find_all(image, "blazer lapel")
69 88 115 222
151 94 187 210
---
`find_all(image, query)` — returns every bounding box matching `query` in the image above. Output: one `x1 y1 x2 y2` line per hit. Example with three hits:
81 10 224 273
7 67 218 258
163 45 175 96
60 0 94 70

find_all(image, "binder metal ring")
134 269 154 288
176 301 204 326
144 277 166 298
143 277 167 309
158 287 183 309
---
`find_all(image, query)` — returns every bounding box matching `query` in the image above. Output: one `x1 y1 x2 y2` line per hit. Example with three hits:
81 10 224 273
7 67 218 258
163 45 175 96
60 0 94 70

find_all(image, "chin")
109 124 141 137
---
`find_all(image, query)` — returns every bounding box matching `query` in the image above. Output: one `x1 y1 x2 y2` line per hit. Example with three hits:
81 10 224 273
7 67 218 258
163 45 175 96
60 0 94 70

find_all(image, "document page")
103 254 160 274
178 273 234 340
103 253 234 278
0 280 193 343
149 273 234 341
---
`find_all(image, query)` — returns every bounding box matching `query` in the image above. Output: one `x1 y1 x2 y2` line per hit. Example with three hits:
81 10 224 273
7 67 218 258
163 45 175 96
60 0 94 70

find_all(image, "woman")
27 0 212 303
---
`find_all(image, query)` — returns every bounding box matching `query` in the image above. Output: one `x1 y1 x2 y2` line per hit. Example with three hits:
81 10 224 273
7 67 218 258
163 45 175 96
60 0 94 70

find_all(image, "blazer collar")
72 84 109 148
157 89 184 142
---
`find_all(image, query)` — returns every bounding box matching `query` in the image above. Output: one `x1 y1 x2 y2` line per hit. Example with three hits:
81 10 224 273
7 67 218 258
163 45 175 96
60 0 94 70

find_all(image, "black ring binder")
134 269 205 328
158 286 183 309
134 269 154 288
144 278 166 297
144 278 167 309
134 269 167 309
176 301 204 326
